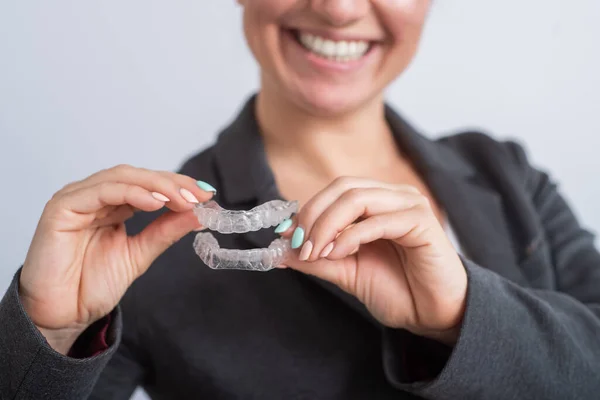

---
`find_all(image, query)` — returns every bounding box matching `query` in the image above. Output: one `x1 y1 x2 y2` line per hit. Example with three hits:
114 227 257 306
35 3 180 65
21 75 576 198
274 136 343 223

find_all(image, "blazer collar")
214 95 476 207
212 96 277 206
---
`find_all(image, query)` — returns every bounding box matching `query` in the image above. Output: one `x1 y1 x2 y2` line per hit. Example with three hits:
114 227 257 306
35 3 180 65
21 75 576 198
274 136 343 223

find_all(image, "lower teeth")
309 48 362 61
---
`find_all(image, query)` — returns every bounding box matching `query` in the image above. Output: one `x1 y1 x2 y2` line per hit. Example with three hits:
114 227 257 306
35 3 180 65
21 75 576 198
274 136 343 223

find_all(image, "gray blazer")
2 96 599 399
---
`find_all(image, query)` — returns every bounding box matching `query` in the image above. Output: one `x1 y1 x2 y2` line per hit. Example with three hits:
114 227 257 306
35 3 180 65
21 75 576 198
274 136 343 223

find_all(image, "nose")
310 0 370 27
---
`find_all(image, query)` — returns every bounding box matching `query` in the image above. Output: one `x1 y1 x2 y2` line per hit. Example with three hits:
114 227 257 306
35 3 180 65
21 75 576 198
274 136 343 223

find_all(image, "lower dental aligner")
192 199 299 271
193 232 291 272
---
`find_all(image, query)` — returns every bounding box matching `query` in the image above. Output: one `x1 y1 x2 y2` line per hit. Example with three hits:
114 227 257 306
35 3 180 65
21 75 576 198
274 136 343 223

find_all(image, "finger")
54 166 139 195
303 188 425 261
157 170 217 203
284 256 357 295
276 218 298 238
56 182 168 216
326 207 436 260
54 164 215 212
56 165 158 195
55 180 85 196
128 209 201 275
90 205 136 228
294 177 418 244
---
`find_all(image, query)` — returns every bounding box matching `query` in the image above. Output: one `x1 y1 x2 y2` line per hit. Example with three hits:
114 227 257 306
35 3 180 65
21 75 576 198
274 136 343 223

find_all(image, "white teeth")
348 41 358 54
298 32 370 61
299 33 315 48
356 41 368 53
312 36 323 52
322 40 335 56
336 41 349 56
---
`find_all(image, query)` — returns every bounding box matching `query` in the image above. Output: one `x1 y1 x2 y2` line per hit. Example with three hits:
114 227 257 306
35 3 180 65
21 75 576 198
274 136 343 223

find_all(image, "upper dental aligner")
193 200 299 234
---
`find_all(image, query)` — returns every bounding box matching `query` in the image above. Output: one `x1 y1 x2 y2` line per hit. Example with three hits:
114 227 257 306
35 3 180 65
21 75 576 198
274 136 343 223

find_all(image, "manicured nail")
274 218 293 234
291 227 305 249
299 241 313 261
196 180 217 193
151 192 170 202
320 242 335 258
180 188 199 203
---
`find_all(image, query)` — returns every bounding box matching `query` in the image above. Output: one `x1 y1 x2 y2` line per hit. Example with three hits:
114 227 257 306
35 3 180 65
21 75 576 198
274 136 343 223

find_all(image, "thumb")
284 255 357 295
129 209 201 275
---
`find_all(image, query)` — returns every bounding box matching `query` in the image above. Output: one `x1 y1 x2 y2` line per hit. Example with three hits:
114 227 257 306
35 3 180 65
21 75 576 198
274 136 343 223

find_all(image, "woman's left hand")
280 177 468 345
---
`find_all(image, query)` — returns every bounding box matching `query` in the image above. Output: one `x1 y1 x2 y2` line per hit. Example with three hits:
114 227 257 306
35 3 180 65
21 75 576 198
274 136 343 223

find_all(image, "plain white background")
1 1 598 399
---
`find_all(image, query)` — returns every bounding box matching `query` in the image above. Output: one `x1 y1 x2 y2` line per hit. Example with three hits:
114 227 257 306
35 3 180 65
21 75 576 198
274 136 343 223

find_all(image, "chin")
294 85 376 118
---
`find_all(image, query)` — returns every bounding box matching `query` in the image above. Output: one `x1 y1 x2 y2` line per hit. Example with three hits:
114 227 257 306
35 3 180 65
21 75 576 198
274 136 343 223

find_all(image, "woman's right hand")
19 164 214 354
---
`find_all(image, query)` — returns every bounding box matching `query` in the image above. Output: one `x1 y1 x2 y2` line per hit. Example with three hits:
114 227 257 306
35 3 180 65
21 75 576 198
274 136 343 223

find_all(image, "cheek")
382 2 430 73
242 0 294 22
242 1 291 61
374 0 430 40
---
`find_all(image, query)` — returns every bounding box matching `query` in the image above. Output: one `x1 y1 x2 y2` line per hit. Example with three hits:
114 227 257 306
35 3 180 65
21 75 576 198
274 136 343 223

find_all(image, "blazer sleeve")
0 268 145 399
88 286 148 399
384 141 600 399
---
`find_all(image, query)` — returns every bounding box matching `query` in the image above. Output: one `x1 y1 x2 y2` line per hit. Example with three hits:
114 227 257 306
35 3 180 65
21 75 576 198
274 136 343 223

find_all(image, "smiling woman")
1 1 600 400
241 0 429 114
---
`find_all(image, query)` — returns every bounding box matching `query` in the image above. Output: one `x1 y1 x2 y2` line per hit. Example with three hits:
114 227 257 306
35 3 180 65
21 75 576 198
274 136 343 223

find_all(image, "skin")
20 167 210 354
240 0 466 344
278 179 466 344
20 0 466 355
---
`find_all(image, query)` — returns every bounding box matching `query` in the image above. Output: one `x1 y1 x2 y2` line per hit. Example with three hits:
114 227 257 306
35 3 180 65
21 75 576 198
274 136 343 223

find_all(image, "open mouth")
193 200 298 272
288 29 375 63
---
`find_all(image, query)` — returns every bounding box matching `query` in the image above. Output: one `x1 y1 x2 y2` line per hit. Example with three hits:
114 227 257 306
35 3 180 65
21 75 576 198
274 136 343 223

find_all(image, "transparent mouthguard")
192 200 299 271
193 233 291 272
193 200 298 233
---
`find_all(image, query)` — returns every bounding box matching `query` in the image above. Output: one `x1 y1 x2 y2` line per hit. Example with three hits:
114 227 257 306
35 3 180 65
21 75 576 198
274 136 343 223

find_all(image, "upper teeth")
298 33 370 61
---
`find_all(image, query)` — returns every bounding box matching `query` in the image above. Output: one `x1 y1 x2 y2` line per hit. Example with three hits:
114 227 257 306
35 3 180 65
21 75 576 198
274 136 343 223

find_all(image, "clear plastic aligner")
193 232 291 272
193 200 299 234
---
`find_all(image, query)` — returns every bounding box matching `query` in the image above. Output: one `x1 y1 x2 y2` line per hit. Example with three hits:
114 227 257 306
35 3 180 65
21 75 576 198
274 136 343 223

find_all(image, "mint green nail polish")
196 180 217 193
291 227 305 249
274 218 293 234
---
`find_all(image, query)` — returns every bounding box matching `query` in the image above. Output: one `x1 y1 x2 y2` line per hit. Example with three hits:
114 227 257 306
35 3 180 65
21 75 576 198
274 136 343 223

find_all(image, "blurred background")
1 1 598 399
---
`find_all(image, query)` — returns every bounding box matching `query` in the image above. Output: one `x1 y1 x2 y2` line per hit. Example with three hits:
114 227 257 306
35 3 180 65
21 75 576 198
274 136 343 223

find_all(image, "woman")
2 1 599 399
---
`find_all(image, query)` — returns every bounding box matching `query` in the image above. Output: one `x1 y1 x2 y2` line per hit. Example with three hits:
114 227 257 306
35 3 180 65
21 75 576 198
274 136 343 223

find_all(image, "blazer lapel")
385 107 528 286
426 170 527 285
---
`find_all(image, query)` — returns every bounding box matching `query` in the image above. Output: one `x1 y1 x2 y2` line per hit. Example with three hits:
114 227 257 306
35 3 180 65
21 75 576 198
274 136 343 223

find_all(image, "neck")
256 84 401 181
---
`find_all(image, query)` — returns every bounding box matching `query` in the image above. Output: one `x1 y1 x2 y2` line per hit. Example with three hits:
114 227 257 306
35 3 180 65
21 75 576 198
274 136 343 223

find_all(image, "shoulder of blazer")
437 130 535 189
437 130 547 258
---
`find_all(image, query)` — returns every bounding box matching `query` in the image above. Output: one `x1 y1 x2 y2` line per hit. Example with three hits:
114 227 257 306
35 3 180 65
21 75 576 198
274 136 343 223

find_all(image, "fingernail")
180 188 199 203
151 192 170 202
196 180 217 193
291 227 305 249
299 241 313 261
193 226 207 232
320 242 335 258
274 218 293 234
